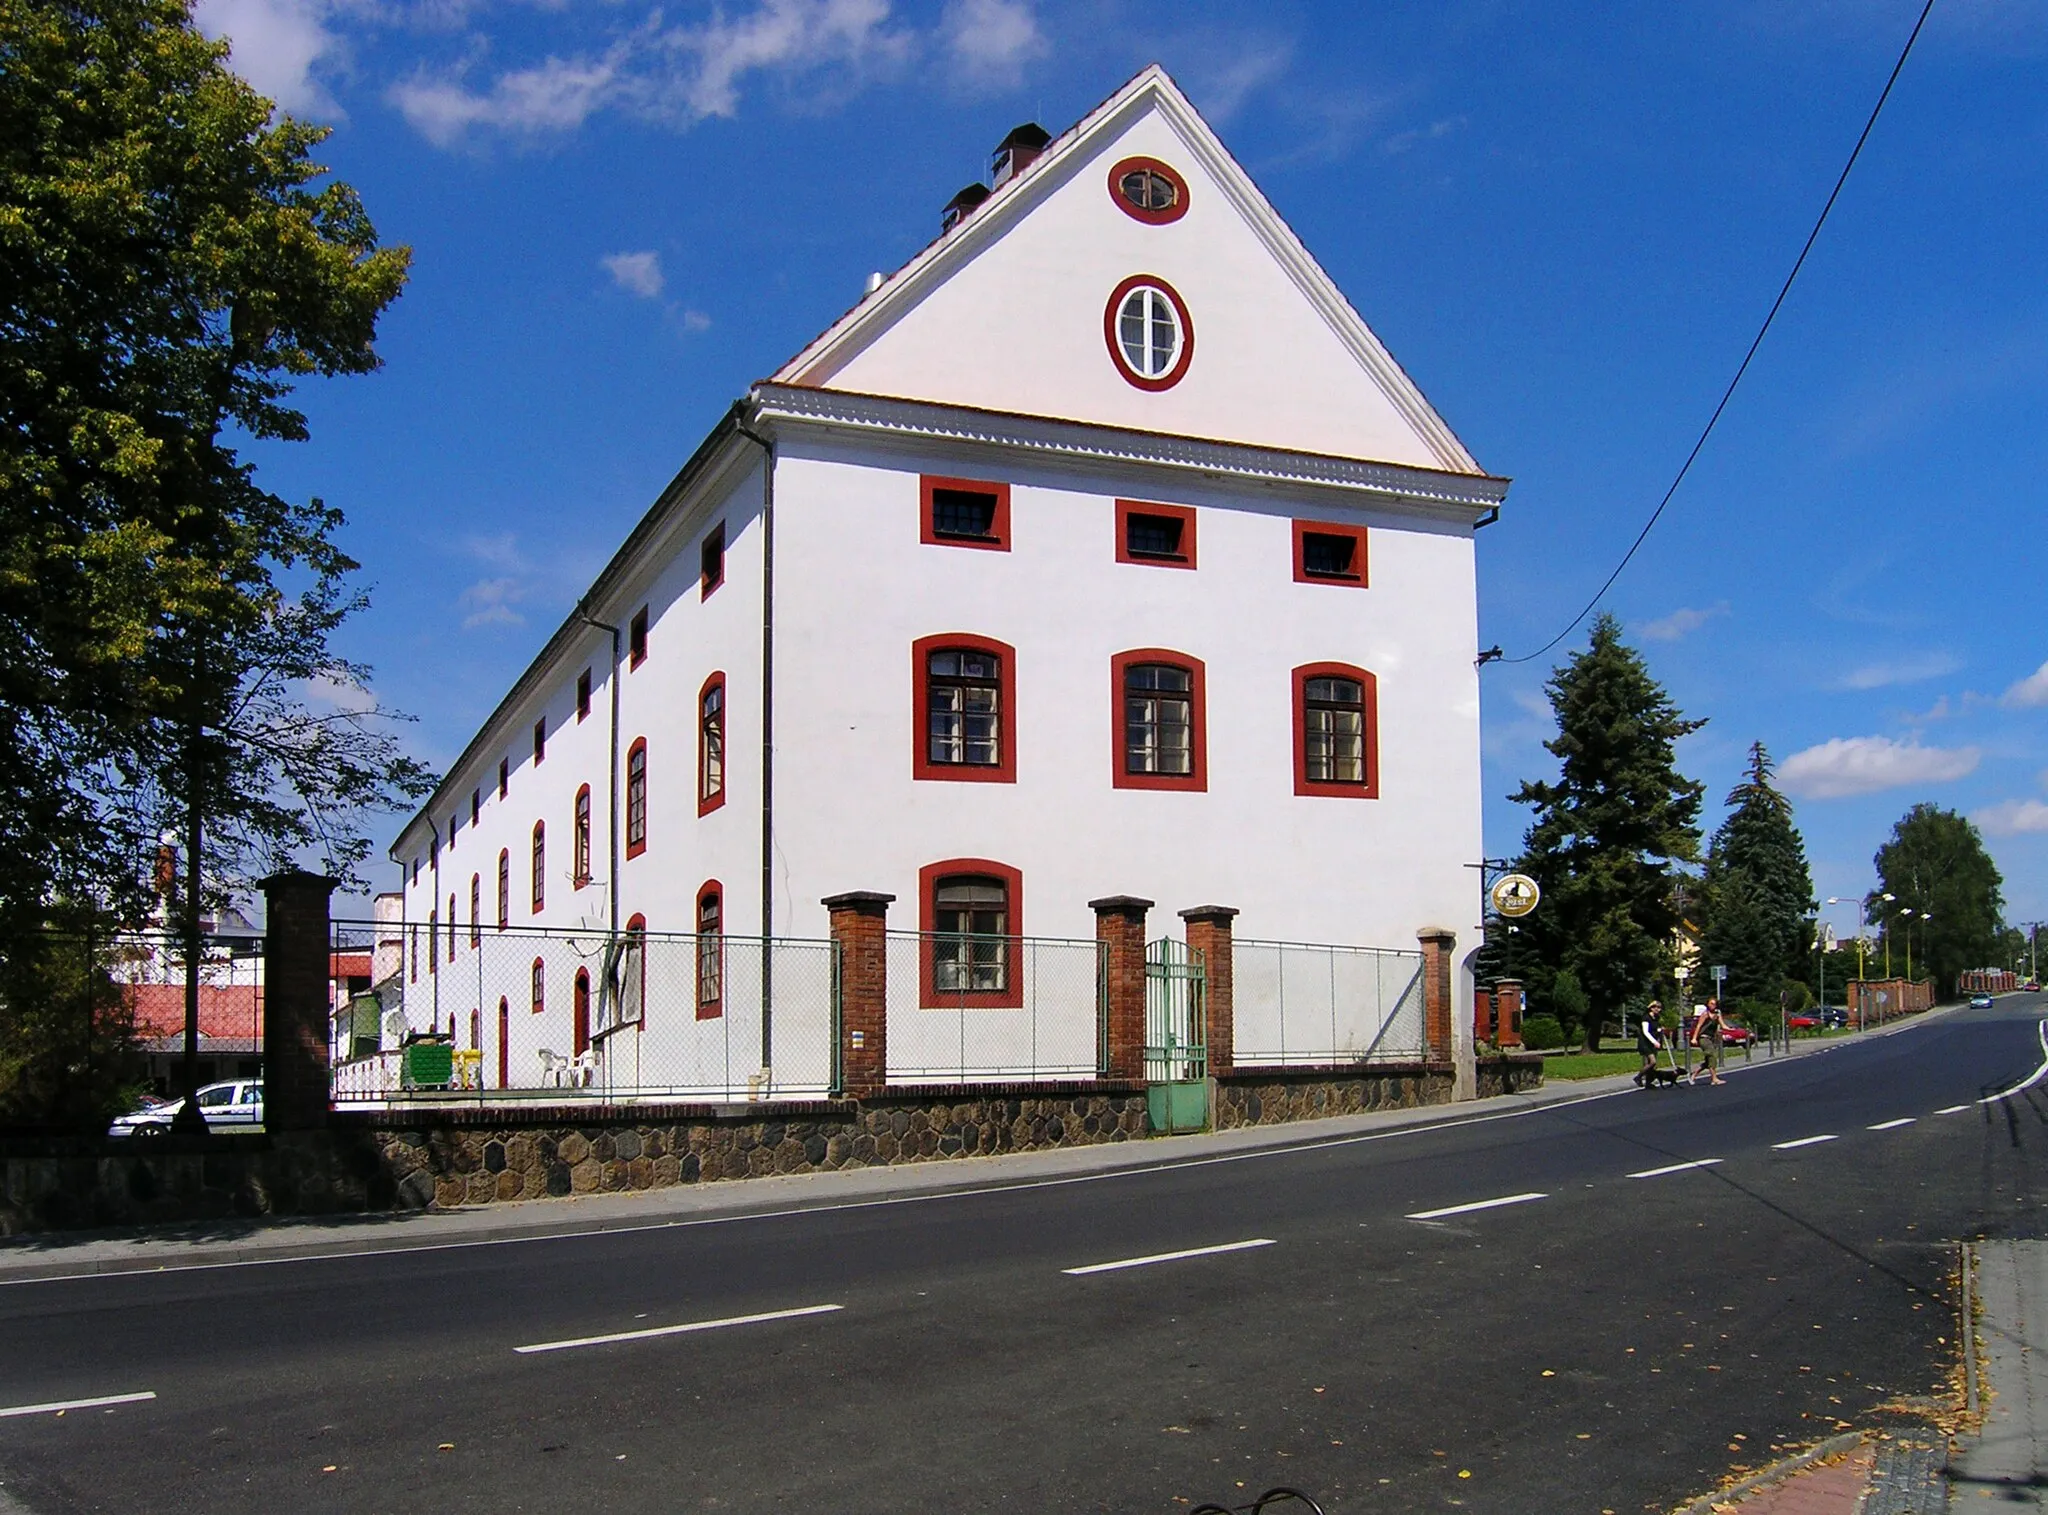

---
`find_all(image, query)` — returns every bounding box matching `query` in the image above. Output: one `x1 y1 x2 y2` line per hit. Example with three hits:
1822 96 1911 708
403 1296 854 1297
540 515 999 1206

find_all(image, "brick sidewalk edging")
1676 1433 1863 1515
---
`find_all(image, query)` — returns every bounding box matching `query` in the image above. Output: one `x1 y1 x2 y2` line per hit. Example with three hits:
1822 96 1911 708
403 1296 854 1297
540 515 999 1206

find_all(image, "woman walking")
1688 998 1726 1087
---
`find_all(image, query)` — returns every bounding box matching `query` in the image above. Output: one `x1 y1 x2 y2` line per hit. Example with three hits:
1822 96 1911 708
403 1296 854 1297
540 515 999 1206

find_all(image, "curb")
1675 1432 1865 1514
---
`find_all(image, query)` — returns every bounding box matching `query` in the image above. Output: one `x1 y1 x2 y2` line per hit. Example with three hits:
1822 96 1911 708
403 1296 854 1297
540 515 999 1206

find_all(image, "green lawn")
1535 1050 1644 1081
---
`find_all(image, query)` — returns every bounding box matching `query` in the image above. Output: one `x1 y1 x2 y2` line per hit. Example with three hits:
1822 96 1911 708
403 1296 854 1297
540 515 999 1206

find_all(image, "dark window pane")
926 650 1001 766
931 488 998 538
1302 532 1358 577
1125 513 1184 558
933 876 1009 992
1303 675 1368 784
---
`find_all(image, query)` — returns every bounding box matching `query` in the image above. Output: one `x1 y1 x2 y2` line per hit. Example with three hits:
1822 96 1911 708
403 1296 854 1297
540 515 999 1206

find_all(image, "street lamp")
1825 897 1864 1028
1878 892 1898 978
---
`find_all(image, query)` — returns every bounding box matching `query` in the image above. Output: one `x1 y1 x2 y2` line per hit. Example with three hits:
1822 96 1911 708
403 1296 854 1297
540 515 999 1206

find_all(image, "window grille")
1303 676 1367 784
926 649 1001 767
932 876 1009 993
1124 663 1193 775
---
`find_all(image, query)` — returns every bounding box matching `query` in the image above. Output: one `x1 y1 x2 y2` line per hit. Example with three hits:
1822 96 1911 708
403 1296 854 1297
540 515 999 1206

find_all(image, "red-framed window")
1107 155 1189 225
471 788 481 827
698 676 725 816
1111 649 1207 792
497 758 508 800
629 606 648 668
532 718 546 766
695 883 723 1021
427 909 436 976
1293 519 1369 587
469 1007 480 1055
1115 499 1196 569
920 475 1011 551
1104 275 1194 392
530 957 545 1015
622 913 647 1028
497 997 509 1088
409 924 418 983
496 849 510 930
573 968 591 1057
701 522 725 599
1293 662 1380 799
469 874 481 948
626 739 648 857
530 821 545 914
573 784 592 887
447 894 456 962
912 633 1017 784
576 668 591 722
918 859 1024 1010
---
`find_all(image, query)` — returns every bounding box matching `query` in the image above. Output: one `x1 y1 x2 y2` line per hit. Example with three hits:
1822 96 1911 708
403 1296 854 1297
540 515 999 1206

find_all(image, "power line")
1496 0 1939 668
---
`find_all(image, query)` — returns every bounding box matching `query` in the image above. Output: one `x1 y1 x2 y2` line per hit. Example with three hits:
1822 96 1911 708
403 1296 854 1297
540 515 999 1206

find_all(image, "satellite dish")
381 1009 409 1045
568 915 611 958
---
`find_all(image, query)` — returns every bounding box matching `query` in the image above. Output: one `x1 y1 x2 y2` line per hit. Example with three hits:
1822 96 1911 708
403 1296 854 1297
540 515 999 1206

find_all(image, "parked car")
1786 1013 1821 1031
1970 993 1996 1009
1821 1006 1847 1029
2024 982 2040 993
108 1080 264 1138
1719 1021 1756 1048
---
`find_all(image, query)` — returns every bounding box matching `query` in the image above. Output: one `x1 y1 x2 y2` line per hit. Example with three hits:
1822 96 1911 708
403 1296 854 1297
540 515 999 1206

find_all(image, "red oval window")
1108 156 1189 225
1104 274 1194 392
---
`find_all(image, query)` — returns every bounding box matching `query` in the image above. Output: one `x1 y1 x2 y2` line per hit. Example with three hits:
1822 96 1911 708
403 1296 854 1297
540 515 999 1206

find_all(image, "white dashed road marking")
1063 1239 1276 1276
514 1303 842 1355
1979 1020 2048 1106
1868 1118 1916 1131
1406 1192 1548 1221
1935 1105 1971 1115
1627 1159 1724 1179
0 1392 155 1419
1771 1135 1839 1150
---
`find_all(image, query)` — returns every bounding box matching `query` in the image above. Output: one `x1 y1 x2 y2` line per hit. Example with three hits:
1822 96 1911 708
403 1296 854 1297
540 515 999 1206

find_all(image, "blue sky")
195 0 2048 932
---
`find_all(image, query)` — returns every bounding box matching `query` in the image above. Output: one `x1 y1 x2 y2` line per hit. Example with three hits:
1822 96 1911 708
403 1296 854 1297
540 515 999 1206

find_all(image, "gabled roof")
773 64 1483 476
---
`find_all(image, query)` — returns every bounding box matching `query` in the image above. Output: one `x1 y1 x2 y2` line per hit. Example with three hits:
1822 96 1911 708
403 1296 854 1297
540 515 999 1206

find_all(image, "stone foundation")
1216 1055 1541 1129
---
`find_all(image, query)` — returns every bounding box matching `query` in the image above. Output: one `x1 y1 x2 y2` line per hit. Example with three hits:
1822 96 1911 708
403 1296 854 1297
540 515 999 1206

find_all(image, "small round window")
1107 155 1189 225
1104 275 1193 391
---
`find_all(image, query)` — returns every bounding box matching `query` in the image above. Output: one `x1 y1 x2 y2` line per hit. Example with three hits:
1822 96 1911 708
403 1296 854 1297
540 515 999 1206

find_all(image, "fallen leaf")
437 1443 455 1452
322 1466 337 1474
1458 1469 1472 1479
1541 1369 1555 1377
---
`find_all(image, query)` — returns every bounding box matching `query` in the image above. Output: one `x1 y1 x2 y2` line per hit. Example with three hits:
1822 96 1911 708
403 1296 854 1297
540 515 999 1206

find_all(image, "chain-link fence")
330 919 838 1105
884 931 1106 1083
1232 939 1426 1066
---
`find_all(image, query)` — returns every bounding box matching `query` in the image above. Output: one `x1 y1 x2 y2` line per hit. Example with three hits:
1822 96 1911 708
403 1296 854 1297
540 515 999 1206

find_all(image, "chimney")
991 122 1050 187
940 182 991 234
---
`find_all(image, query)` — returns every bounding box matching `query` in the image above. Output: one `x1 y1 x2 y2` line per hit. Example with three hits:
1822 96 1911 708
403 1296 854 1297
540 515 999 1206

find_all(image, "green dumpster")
401 1040 454 1089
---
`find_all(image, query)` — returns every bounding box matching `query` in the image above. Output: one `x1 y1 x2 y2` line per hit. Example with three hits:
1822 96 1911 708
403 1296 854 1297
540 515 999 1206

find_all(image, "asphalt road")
2 996 2044 1514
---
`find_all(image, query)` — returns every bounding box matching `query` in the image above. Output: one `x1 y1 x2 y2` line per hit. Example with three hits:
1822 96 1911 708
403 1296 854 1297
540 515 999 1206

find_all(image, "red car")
1720 1022 1756 1048
1786 1013 1821 1031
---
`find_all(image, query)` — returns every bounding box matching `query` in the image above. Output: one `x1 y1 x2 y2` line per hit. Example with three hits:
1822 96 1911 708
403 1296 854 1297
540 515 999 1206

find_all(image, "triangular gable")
773 66 1482 476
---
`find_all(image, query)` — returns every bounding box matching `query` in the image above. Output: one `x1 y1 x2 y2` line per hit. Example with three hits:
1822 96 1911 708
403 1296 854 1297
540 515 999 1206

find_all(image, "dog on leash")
1634 1062 1682 1089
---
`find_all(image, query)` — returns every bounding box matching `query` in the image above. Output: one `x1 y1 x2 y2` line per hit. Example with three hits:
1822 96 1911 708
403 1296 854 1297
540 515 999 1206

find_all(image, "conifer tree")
1504 615 1706 1048
1699 742 1815 1001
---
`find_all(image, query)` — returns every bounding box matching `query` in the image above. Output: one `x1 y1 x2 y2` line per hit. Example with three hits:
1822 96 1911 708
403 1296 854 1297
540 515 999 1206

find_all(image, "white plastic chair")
569 1050 600 1089
536 1048 568 1087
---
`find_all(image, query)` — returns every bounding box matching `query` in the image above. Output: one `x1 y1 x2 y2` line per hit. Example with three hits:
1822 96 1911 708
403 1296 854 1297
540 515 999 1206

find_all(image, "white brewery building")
375 66 1508 1106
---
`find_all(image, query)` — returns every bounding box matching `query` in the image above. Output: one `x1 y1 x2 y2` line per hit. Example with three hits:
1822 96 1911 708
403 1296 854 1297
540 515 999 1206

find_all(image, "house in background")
387 65 1507 1098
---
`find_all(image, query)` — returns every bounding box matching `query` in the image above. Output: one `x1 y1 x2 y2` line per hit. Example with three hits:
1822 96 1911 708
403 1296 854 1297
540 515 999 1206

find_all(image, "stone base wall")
0 1084 1150 1236
1216 1055 1541 1129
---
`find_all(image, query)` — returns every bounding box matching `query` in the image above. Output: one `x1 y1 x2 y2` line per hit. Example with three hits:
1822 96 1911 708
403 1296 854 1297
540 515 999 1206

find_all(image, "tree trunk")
170 725 209 1134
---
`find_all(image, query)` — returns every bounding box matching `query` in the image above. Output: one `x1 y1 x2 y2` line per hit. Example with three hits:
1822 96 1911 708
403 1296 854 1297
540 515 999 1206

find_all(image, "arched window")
918 859 1024 1009
1112 649 1207 792
447 893 456 962
530 958 545 1016
496 849 510 931
698 675 725 816
573 784 592 887
409 924 418 983
912 634 1017 783
619 913 648 1029
469 874 481 947
1104 275 1193 391
696 884 723 1020
428 908 437 976
626 739 648 858
530 821 545 914
1293 662 1379 799
497 997 509 1088
573 968 591 1057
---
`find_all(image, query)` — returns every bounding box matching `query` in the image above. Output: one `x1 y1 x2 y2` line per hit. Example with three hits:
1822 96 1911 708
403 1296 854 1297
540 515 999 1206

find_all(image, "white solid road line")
1063 1238 1277 1276
513 1303 842 1355
0 1391 156 1419
1626 1159 1724 1180
1935 1105 1971 1115
1979 1019 2048 1106
1772 1135 1840 1150
1406 1192 1547 1221
1868 1118 1917 1131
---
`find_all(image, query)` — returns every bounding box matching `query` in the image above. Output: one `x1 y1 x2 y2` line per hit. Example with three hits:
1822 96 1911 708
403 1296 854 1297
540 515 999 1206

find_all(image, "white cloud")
1834 651 1962 691
300 672 378 714
1638 602 1729 642
194 0 346 116
1977 798 2048 837
601 251 665 298
461 531 526 571
1182 41 1294 123
1383 114 1467 156
939 0 1045 89
459 576 526 628
391 52 620 145
1779 735 1981 800
679 309 712 333
2002 659 2048 708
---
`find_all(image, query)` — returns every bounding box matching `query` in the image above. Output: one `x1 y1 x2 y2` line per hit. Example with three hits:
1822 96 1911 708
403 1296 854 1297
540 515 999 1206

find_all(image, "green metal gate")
1145 938 1208 1134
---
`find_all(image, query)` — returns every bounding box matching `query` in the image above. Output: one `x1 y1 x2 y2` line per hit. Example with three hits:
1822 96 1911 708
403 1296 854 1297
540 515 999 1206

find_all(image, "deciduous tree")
1870 805 2004 995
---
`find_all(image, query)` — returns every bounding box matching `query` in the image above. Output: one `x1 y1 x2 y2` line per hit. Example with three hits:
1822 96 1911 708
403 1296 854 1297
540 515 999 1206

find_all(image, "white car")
109 1080 264 1137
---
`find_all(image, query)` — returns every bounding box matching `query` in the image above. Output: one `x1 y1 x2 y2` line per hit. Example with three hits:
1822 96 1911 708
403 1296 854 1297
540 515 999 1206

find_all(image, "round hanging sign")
1490 873 1541 919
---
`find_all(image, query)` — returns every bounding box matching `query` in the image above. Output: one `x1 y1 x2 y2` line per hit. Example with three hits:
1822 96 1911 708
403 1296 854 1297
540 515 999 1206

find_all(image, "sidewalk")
0 999 1960 1284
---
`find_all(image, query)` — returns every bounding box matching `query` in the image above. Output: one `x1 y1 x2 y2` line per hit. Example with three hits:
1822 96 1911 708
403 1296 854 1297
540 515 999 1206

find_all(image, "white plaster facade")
386 66 1507 1093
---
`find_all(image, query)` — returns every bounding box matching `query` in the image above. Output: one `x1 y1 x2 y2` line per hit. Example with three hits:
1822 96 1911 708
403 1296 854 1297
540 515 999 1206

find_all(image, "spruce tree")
1700 742 1815 1001
1504 615 1706 1048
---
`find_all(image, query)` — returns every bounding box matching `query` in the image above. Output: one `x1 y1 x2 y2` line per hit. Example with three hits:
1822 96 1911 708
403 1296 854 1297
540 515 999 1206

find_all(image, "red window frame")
1104 274 1194 393
573 785 592 887
428 908 437 976
1111 649 1207 793
447 894 456 962
701 522 725 599
497 997 509 1088
918 858 1024 1010
1114 499 1197 569
629 606 648 669
533 718 546 765
496 849 510 930
1107 155 1190 225
471 788 480 827
1292 519 1370 587
498 758 508 800
576 668 591 722
697 674 726 816
911 633 1017 784
1293 662 1380 799
920 475 1011 552
530 821 545 914
626 738 648 856
530 957 545 1016
469 874 481 947
624 913 648 1027
573 968 591 1057
695 883 724 1021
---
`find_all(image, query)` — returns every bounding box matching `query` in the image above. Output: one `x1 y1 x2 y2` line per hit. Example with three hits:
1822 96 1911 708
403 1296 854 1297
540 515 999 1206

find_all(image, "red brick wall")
1417 927 1456 1063
260 870 337 1132
1092 896 1152 1080
824 892 894 1096
1181 905 1238 1077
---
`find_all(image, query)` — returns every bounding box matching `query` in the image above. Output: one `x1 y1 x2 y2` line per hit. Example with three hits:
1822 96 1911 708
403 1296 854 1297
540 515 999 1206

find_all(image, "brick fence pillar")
1417 926 1457 1064
1091 896 1153 1081
1493 978 1525 1048
1473 983 1496 1046
261 869 338 1132
1180 905 1238 1077
823 891 894 1097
